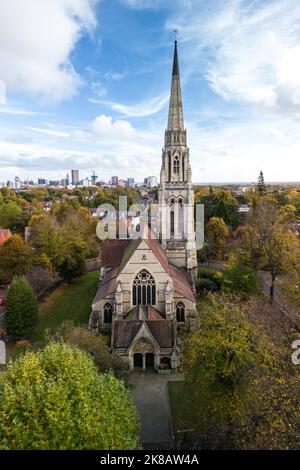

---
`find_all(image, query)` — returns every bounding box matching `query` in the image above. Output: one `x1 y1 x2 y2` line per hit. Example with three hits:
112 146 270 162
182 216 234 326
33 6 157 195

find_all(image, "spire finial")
173 29 178 42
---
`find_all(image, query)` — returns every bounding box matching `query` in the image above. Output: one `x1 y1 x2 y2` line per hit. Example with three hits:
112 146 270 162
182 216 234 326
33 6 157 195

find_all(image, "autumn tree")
222 251 260 298
206 216 229 259
47 321 128 382
0 234 33 280
241 200 299 301
0 201 21 230
198 188 240 228
5 277 38 337
183 295 272 445
0 343 139 450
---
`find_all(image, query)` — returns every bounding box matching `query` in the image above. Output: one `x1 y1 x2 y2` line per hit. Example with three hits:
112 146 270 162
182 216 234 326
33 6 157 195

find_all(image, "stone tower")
158 41 197 275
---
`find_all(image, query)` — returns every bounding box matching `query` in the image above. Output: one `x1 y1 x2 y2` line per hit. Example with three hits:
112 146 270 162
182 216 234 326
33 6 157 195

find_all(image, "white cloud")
27 126 71 138
91 114 137 140
0 106 37 116
91 81 107 97
170 0 300 115
0 0 98 102
92 93 169 117
104 70 129 81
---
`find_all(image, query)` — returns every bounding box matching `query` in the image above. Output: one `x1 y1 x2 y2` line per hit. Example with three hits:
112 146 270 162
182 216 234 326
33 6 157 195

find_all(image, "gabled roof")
0 228 12 245
100 239 131 268
113 319 174 349
170 265 195 302
96 228 195 304
125 305 165 321
92 266 118 305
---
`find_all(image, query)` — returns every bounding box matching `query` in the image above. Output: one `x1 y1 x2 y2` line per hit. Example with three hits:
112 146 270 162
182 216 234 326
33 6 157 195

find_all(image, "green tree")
183 295 272 442
47 321 128 382
0 343 139 450
198 189 240 227
56 238 86 282
206 216 229 259
0 235 32 280
241 200 299 301
257 170 267 196
0 201 21 230
5 277 38 337
222 251 260 298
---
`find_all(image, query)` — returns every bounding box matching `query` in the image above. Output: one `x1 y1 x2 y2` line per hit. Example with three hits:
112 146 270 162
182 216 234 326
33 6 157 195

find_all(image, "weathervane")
173 29 178 41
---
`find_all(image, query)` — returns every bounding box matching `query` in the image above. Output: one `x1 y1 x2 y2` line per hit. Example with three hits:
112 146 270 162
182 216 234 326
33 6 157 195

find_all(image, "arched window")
133 269 156 306
173 156 180 175
103 303 113 324
176 302 185 322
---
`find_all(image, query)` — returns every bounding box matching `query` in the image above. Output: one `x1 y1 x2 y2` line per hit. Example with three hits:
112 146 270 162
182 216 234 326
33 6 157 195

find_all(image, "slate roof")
92 266 118 305
113 319 174 349
100 239 131 268
125 305 165 321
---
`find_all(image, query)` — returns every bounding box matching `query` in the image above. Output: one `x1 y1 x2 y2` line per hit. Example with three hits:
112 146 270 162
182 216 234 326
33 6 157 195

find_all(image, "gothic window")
173 156 180 175
103 303 113 324
176 302 185 322
170 199 175 237
168 153 172 182
133 269 156 306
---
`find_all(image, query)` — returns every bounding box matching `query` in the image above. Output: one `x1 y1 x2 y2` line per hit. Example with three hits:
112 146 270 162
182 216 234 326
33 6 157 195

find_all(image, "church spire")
167 40 184 131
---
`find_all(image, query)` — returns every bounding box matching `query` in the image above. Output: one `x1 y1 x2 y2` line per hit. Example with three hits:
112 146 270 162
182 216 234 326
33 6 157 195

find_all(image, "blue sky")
0 0 300 183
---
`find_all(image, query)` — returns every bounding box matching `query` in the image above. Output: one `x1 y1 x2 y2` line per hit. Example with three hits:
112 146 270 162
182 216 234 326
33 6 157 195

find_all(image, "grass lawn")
34 270 99 341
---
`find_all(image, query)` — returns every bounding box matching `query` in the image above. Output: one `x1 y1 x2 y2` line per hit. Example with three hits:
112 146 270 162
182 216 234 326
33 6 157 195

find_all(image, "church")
89 41 197 371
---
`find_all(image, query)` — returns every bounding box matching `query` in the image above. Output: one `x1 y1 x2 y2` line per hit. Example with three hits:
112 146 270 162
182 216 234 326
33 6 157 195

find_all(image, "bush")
46 321 128 382
0 343 139 450
196 278 218 295
5 276 38 337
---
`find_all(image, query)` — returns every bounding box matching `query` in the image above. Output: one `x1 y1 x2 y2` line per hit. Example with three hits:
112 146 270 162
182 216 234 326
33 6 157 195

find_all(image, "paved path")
129 372 184 448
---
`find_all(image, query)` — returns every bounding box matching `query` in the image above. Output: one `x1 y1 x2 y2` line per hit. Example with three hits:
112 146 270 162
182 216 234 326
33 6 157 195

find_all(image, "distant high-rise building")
91 171 98 185
71 170 79 186
38 178 47 186
145 176 158 188
126 178 135 188
111 176 119 186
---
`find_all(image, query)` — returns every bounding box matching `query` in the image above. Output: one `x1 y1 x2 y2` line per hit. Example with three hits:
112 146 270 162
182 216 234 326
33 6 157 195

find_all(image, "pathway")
129 372 184 449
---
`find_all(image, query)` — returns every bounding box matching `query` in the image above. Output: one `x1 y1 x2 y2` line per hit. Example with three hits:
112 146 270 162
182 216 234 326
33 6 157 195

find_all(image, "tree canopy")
0 343 139 450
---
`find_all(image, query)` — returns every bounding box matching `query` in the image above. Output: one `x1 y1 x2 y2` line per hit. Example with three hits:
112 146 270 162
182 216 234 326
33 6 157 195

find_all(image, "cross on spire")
167 39 184 130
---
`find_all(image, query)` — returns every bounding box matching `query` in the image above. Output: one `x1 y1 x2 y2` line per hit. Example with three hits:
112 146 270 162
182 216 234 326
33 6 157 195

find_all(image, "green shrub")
0 343 139 450
46 321 129 382
196 278 218 294
5 276 38 337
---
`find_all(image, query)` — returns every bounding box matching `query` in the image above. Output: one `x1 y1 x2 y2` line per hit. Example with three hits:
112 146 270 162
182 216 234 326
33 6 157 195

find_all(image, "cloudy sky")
0 0 300 183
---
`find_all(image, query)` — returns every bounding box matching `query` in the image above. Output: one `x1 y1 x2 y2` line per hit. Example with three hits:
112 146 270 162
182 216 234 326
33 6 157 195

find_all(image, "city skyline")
1 1 300 183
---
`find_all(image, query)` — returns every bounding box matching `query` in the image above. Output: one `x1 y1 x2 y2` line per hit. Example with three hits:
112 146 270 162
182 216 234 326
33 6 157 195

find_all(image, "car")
0 298 5 308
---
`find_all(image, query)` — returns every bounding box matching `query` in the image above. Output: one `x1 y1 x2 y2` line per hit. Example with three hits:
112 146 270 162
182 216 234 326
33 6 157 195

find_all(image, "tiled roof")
113 321 142 348
113 319 174 349
125 305 165 321
146 320 174 348
100 239 131 268
170 265 195 302
0 228 12 245
92 266 118 305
